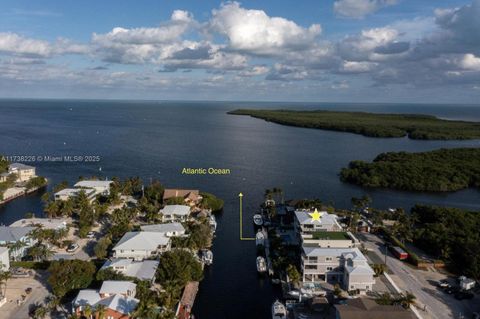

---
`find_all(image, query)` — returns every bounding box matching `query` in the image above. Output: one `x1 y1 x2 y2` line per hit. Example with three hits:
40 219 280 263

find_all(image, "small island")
228 109 480 140
340 148 480 192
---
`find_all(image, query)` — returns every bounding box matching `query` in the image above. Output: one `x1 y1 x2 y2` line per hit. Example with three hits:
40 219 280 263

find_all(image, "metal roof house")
113 231 171 260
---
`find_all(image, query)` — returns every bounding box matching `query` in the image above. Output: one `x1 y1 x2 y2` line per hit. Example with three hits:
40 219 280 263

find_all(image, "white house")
74 180 113 197
0 226 36 260
140 222 185 237
159 205 191 222
294 209 343 235
101 259 159 283
54 188 96 201
99 281 136 298
8 163 36 182
301 246 375 293
10 218 68 230
0 247 9 270
113 231 171 260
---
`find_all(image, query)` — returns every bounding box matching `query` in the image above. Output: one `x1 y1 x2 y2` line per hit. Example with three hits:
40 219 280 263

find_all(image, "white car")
66 243 79 252
86 231 95 238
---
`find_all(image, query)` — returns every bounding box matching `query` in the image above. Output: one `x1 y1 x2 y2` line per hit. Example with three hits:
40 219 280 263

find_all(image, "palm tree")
372 263 387 277
83 304 93 319
95 304 107 319
33 305 48 319
0 267 11 298
400 291 416 308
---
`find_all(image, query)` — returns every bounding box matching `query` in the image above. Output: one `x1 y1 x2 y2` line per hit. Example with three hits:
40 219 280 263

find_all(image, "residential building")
163 189 202 206
72 281 139 319
8 163 36 182
74 180 113 196
99 281 136 298
0 172 9 183
0 226 36 260
159 205 191 222
140 222 185 237
54 188 96 201
294 209 343 235
336 298 416 319
113 231 171 260
101 259 159 283
10 218 68 230
0 247 9 270
301 246 375 293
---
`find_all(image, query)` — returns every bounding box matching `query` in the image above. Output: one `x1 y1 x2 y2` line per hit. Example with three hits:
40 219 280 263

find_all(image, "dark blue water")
1 99 479 319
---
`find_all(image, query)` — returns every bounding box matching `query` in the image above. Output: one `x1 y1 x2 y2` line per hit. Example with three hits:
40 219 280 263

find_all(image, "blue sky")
0 0 479 103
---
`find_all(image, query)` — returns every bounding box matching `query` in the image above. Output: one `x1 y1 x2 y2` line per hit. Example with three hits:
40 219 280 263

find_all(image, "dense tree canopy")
156 249 203 289
47 260 96 298
340 148 480 192
228 109 480 140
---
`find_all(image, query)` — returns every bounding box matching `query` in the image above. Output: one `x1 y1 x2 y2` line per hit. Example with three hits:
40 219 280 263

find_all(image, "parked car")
438 280 451 289
66 243 79 252
86 231 95 238
454 291 474 300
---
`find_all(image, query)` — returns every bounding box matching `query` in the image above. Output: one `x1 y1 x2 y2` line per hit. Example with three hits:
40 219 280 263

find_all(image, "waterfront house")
74 180 113 196
0 226 36 260
54 187 96 201
336 298 416 319
8 163 36 182
72 281 139 319
113 231 171 260
140 222 186 237
101 259 159 283
294 209 343 235
159 205 191 222
0 172 9 183
0 247 9 270
10 218 68 230
301 246 375 293
163 189 202 206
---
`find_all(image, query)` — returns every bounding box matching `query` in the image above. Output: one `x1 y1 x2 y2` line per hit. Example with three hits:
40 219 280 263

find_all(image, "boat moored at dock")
253 214 263 227
271 300 287 319
256 256 267 273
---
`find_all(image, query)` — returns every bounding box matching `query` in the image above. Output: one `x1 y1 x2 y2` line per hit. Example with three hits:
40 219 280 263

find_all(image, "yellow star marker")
309 208 323 222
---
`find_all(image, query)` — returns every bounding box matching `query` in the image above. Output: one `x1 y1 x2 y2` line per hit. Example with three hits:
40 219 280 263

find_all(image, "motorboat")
272 300 287 319
256 256 267 273
209 215 217 233
255 230 265 246
201 249 213 265
253 214 263 226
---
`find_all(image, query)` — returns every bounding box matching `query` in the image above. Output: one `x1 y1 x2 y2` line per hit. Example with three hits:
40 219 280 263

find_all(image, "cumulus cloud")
333 0 397 18
210 2 321 55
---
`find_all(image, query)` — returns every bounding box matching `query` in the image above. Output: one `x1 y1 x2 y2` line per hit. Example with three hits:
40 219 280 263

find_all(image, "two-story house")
159 205 191 222
0 226 36 260
112 231 171 260
8 163 36 182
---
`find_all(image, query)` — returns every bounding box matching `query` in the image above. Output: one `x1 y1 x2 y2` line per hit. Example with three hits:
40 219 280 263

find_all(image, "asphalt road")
357 232 479 319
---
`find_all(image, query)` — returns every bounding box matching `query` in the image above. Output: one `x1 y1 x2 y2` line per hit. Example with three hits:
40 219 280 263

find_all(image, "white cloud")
333 0 397 19
210 2 321 55
0 32 53 57
340 61 377 73
458 54 480 71
238 65 269 77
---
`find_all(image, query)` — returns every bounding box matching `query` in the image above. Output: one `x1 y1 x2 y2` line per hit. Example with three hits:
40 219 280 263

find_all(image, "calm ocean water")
1 99 480 318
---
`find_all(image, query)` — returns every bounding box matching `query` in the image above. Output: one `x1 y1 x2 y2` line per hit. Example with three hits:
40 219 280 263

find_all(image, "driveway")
357 232 480 319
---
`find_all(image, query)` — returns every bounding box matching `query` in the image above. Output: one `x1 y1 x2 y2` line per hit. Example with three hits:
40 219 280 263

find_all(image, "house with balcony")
8 163 36 182
112 231 171 260
74 180 113 197
73 281 139 319
159 205 191 222
301 231 359 248
301 246 375 293
0 226 36 260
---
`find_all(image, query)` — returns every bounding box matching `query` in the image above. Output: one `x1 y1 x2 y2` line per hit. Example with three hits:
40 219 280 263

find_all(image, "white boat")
209 215 217 233
201 250 213 265
272 300 287 319
256 230 265 246
256 256 267 273
253 214 263 226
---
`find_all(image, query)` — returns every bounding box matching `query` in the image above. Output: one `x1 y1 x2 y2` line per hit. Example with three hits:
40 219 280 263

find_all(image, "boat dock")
262 227 274 276
176 281 199 319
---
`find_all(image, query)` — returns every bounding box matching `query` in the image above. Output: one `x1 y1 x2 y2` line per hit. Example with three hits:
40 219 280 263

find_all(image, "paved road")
357 233 479 319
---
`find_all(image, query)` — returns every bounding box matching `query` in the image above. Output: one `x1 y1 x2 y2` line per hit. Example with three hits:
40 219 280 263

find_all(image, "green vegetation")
411 205 480 279
25 176 47 191
340 148 480 192
311 231 350 240
286 264 301 286
228 109 480 140
200 192 224 213
93 236 112 259
156 249 203 289
375 292 416 308
0 156 8 173
47 259 96 298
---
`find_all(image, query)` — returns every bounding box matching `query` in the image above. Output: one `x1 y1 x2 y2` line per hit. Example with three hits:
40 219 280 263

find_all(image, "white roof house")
10 218 67 230
8 163 36 182
113 231 171 260
140 222 185 237
74 180 113 194
294 209 343 233
73 288 139 316
101 259 159 282
0 226 36 260
54 188 96 201
160 205 191 222
99 280 136 297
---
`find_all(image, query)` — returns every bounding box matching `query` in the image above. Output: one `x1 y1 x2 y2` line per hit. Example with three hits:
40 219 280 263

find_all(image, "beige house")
8 163 36 182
